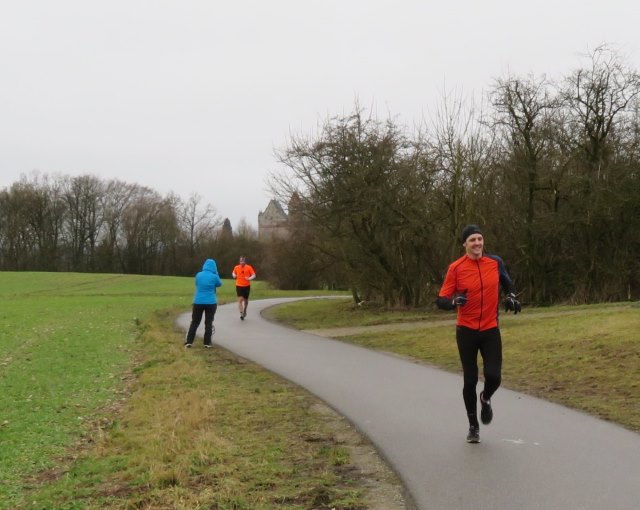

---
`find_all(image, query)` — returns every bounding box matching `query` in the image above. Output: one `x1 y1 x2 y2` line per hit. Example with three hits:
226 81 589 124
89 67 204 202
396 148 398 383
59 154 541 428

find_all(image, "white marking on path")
501 438 542 446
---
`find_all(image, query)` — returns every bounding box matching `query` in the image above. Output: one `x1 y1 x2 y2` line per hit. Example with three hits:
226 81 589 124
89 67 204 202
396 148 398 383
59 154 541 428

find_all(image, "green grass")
0 272 360 510
5 271 636 508
262 298 442 329
267 299 640 432
21 311 366 509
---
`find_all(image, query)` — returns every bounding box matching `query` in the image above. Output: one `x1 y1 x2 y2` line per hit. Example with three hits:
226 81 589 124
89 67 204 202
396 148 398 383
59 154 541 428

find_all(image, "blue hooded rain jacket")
193 259 222 304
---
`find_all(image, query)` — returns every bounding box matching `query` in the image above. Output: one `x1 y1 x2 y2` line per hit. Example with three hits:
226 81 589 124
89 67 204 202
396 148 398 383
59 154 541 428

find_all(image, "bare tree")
62 175 105 271
97 179 137 272
274 106 436 306
120 186 166 274
427 90 496 261
178 193 220 262
559 46 640 300
489 74 559 302
0 182 36 269
561 45 640 175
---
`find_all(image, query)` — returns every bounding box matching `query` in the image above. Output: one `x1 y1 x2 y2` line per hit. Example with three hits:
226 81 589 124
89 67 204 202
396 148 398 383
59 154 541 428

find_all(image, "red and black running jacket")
437 254 515 331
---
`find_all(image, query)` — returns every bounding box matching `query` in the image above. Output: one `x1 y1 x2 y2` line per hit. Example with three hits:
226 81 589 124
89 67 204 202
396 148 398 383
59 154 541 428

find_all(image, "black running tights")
186 304 217 345
456 326 502 422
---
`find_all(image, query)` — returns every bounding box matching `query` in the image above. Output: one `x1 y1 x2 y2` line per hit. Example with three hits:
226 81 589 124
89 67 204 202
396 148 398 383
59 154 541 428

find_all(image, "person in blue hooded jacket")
185 258 223 348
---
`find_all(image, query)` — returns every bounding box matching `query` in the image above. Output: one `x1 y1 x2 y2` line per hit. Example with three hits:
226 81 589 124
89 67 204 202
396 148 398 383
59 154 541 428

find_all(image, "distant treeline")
0 173 263 279
270 47 640 305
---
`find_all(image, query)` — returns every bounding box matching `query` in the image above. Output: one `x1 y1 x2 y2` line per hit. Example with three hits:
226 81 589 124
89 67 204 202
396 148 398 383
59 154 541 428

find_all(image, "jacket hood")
202 258 218 274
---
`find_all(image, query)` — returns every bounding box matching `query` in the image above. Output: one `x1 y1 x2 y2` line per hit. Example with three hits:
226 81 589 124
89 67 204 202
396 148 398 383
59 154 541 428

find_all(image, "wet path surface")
176 298 640 510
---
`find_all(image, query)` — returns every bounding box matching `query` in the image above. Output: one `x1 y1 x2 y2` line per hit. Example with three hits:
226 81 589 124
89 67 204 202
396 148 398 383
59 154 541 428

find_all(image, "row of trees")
270 47 640 305
3 47 639 306
0 173 262 277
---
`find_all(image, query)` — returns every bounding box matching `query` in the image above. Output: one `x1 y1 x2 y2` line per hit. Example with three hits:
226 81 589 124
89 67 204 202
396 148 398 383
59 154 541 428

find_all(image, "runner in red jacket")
437 224 521 443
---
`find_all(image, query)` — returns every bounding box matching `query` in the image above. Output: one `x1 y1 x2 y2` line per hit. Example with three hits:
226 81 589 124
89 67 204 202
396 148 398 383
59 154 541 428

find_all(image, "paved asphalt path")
176 298 640 510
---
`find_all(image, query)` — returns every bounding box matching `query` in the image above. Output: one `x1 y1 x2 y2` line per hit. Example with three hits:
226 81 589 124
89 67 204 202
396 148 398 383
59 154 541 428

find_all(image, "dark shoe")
466 426 480 443
240 314 244 320
480 392 493 425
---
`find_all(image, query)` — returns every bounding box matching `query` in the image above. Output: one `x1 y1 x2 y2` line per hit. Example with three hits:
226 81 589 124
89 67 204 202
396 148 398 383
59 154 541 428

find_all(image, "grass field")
3 272 638 509
0 272 367 510
265 299 640 432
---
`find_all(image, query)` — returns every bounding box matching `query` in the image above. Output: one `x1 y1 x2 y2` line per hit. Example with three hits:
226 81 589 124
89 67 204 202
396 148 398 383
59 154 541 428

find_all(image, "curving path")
176 298 640 510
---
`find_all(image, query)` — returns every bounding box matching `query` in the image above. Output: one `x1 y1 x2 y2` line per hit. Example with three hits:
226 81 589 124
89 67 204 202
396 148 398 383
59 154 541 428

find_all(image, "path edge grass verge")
18 307 409 510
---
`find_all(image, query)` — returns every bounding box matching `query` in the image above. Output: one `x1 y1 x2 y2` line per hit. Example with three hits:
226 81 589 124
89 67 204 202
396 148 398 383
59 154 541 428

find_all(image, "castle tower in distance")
258 199 288 240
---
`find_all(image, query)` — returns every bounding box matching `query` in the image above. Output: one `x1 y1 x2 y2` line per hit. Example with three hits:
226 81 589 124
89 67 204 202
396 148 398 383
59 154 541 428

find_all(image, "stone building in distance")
258 199 288 240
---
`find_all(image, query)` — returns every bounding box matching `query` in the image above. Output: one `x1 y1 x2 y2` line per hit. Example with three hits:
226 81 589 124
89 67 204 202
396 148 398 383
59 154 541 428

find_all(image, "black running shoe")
466 426 480 443
480 392 493 425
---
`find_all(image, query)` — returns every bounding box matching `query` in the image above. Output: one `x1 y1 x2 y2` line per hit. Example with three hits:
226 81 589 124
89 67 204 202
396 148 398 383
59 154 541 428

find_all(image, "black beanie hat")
461 224 483 243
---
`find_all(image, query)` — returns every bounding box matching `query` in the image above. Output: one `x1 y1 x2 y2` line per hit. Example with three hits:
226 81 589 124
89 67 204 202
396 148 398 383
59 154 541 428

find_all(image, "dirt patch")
310 402 415 510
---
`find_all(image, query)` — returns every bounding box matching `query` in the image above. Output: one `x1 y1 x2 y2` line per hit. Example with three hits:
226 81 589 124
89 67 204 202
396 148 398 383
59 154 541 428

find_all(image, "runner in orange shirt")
232 256 256 320
437 224 521 443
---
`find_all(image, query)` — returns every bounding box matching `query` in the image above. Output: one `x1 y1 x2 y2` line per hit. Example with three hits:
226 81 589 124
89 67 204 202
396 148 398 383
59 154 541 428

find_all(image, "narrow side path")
176 298 640 510
302 308 595 337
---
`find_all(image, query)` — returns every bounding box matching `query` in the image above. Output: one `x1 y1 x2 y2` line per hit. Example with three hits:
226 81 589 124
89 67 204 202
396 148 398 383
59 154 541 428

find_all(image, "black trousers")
456 326 502 422
186 304 217 345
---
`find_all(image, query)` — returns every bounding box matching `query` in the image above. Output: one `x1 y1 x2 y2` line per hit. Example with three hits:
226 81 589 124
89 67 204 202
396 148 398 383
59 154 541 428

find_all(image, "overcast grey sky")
1 1 638 228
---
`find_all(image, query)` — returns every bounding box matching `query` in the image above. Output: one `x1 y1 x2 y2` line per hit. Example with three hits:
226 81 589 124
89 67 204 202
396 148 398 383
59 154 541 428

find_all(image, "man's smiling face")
464 233 484 259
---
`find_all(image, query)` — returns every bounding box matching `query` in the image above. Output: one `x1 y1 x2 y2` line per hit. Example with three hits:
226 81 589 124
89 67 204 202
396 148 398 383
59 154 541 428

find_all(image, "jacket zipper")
475 259 483 330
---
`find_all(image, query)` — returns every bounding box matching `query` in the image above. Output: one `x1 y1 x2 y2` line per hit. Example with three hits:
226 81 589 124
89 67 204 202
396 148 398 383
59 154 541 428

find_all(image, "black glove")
452 292 467 307
504 293 521 314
